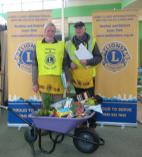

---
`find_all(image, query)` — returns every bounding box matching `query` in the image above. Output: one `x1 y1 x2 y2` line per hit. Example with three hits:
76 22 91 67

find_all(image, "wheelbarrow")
0 104 104 156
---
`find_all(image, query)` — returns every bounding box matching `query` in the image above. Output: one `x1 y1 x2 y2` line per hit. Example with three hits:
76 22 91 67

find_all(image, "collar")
42 38 58 43
72 33 90 48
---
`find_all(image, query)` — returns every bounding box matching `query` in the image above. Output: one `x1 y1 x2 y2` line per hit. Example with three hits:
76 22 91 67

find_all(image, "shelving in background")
137 67 142 123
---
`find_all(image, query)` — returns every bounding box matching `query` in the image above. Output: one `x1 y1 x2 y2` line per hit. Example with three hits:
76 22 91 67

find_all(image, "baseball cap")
74 21 85 28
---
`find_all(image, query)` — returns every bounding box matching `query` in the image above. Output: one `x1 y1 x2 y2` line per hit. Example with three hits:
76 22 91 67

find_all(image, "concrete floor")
0 110 142 157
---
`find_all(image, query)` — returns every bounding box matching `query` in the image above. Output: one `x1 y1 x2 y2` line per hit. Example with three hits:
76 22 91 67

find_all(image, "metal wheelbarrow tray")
31 112 95 134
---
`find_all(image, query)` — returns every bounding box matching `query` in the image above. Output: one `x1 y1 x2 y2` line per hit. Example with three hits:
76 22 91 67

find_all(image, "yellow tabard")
70 67 94 89
38 75 64 94
36 41 64 76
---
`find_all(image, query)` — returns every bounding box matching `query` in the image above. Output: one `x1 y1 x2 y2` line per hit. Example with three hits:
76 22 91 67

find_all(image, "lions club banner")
7 10 51 126
93 10 138 126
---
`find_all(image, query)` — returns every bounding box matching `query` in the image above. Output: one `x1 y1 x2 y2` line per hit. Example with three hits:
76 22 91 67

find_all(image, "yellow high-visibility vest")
66 37 96 88
36 41 65 94
36 41 64 76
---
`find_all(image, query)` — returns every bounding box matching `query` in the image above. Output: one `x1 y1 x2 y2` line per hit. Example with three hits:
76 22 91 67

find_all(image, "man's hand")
70 62 77 69
66 81 71 93
80 59 87 65
32 84 39 93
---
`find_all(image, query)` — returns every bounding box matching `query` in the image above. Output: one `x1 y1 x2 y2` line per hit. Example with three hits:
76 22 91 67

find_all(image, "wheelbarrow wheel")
73 129 100 153
24 127 38 144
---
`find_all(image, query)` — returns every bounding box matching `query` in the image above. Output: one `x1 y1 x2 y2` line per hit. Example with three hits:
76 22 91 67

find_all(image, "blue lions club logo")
14 42 35 73
45 54 56 65
101 41 131 72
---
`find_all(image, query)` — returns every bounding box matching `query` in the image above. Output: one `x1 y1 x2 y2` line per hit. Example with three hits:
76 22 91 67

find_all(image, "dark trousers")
74 87 95 97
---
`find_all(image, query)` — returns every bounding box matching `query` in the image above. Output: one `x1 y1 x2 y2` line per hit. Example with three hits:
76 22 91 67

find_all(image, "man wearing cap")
66 21 102 97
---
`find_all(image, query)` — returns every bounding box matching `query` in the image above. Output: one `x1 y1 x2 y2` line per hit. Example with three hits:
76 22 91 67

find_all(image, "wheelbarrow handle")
0 105 8 110
0 105 34 127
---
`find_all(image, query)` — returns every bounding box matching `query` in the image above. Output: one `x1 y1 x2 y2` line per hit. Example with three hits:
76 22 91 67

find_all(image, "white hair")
44 23 56 31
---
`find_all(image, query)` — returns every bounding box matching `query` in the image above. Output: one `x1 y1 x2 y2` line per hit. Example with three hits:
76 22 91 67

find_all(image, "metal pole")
61 0 65 41
21 0 23 11
42 0 44 10
1 4 4 13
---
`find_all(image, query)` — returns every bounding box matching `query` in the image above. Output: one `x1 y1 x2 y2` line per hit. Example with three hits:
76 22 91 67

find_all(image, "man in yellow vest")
66 21 102 98
66 21 102 128
32 23 70 110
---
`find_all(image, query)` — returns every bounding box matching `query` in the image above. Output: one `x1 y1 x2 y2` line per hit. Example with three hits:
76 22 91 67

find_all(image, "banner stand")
93 10 138 126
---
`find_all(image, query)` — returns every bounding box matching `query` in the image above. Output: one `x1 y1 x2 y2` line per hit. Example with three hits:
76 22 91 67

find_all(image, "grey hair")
44 22 56 31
